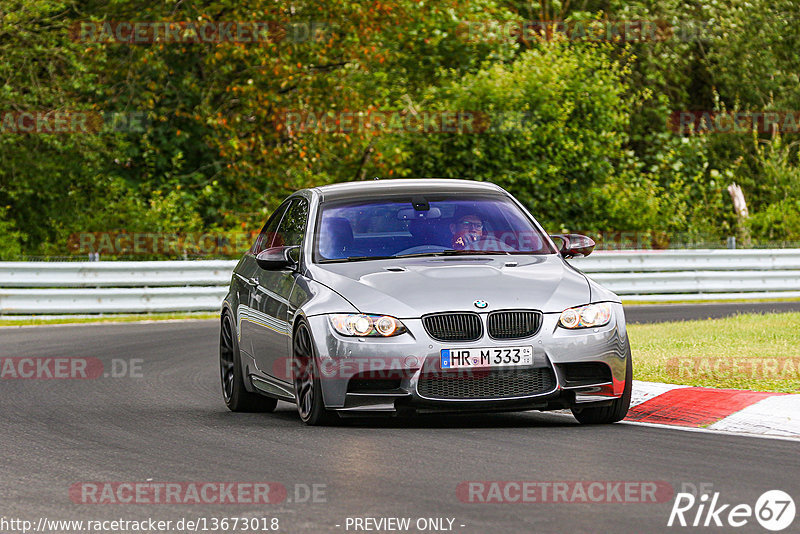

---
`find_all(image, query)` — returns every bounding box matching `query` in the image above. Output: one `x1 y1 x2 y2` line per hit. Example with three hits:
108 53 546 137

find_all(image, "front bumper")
306 302 630 414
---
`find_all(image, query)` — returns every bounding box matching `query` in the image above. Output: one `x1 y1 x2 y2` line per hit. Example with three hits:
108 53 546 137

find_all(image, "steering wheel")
394 245 449 256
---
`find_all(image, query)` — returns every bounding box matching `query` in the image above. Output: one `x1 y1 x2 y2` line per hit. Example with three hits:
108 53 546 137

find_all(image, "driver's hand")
452 231 481 250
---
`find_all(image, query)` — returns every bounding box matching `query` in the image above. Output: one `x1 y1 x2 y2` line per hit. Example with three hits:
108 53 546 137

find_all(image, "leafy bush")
0 208 24 259
1 0 799 256
394 41 728 244
745 134 800 242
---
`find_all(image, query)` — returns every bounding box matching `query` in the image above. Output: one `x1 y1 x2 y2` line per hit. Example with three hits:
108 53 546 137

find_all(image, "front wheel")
571 347 632 425
292 321 338 426
220 312 278 413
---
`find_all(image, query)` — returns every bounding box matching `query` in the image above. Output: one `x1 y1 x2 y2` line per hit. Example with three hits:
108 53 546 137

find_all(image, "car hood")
307 255 591 317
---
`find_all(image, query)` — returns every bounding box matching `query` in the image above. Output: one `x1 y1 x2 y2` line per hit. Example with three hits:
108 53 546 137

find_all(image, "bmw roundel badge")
474 300 488 309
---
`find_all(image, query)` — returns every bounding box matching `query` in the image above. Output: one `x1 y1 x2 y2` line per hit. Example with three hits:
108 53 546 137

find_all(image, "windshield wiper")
318 255 393 263
320 250 512 263
392 249 511 259
439 249 510 255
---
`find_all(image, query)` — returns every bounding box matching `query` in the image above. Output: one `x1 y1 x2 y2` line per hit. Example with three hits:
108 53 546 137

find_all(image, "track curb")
626 380 799 438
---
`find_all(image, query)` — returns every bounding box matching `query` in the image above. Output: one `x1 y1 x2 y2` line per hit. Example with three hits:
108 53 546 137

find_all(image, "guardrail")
0 261 237 314
0 261 236 288
571 249 800 301
1 250 798 314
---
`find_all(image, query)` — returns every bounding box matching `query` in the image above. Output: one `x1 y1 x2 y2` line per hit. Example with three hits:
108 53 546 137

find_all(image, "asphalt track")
2 305 799 533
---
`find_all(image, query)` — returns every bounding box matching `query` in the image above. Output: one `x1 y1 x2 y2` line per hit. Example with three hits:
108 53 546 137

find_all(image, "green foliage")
396 42 634 232
394 41 731 244
1 0 799 258
745 134 800 242
0 207 24 258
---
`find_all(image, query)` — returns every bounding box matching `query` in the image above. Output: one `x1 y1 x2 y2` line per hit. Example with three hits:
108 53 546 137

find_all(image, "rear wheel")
571 347 632 425
220 312 278 412
292 321 338 426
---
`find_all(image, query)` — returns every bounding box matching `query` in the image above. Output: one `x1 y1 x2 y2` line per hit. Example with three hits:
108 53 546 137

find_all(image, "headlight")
558 303 612 329
328 314 407 337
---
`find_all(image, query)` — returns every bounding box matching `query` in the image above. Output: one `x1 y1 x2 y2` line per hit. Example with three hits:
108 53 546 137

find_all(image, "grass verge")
628 312 800 393
623 296 800 306
0 312 218 327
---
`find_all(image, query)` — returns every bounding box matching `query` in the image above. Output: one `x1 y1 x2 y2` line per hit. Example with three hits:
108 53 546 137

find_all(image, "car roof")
311 178 505 201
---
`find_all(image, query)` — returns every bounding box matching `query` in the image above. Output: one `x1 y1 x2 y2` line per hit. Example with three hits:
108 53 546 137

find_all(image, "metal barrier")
571 249 800 301
0 287 229 314
1 250 799 314
0 261 236 314
0 261 237 288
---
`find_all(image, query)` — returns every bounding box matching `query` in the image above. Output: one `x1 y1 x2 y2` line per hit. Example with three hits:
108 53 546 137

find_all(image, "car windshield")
315 194 556 262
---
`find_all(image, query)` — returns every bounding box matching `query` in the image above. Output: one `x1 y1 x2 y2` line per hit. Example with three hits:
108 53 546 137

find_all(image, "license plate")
440 346 533 369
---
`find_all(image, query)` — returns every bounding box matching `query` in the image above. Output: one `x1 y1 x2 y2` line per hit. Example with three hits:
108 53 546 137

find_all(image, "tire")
571 346 632 425
220 312 278 413
292 321 338 426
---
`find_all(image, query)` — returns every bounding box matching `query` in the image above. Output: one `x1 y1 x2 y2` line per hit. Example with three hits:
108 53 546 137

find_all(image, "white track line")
621 420 800 443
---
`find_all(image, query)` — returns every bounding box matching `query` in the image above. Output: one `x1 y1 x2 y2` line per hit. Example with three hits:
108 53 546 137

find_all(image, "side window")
273 198 309 248
251 203 289 255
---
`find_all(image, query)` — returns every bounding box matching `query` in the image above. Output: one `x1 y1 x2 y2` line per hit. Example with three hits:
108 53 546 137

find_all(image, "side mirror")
550 234 595 258
256 246 300 270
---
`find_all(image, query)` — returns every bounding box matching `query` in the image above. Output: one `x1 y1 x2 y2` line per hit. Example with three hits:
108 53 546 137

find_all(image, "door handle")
246 277 259 287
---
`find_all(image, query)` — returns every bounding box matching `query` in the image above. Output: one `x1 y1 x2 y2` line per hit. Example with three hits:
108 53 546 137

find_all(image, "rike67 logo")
668 489 795 531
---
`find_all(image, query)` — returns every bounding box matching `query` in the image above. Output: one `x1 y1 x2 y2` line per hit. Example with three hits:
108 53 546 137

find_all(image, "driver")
450 212 485 250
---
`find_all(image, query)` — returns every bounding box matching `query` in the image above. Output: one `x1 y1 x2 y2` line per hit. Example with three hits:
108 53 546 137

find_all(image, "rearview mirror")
256 246 300 270
550 234 595 258
396 207 442 220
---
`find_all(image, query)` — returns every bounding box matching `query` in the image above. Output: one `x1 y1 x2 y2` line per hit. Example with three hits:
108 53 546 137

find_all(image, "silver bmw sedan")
220 179 632 425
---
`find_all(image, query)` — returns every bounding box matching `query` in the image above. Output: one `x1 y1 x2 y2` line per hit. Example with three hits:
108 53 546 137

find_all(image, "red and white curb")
625 381 800 439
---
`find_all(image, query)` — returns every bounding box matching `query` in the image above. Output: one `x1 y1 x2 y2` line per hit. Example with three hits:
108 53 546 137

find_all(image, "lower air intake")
417 368 556 400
